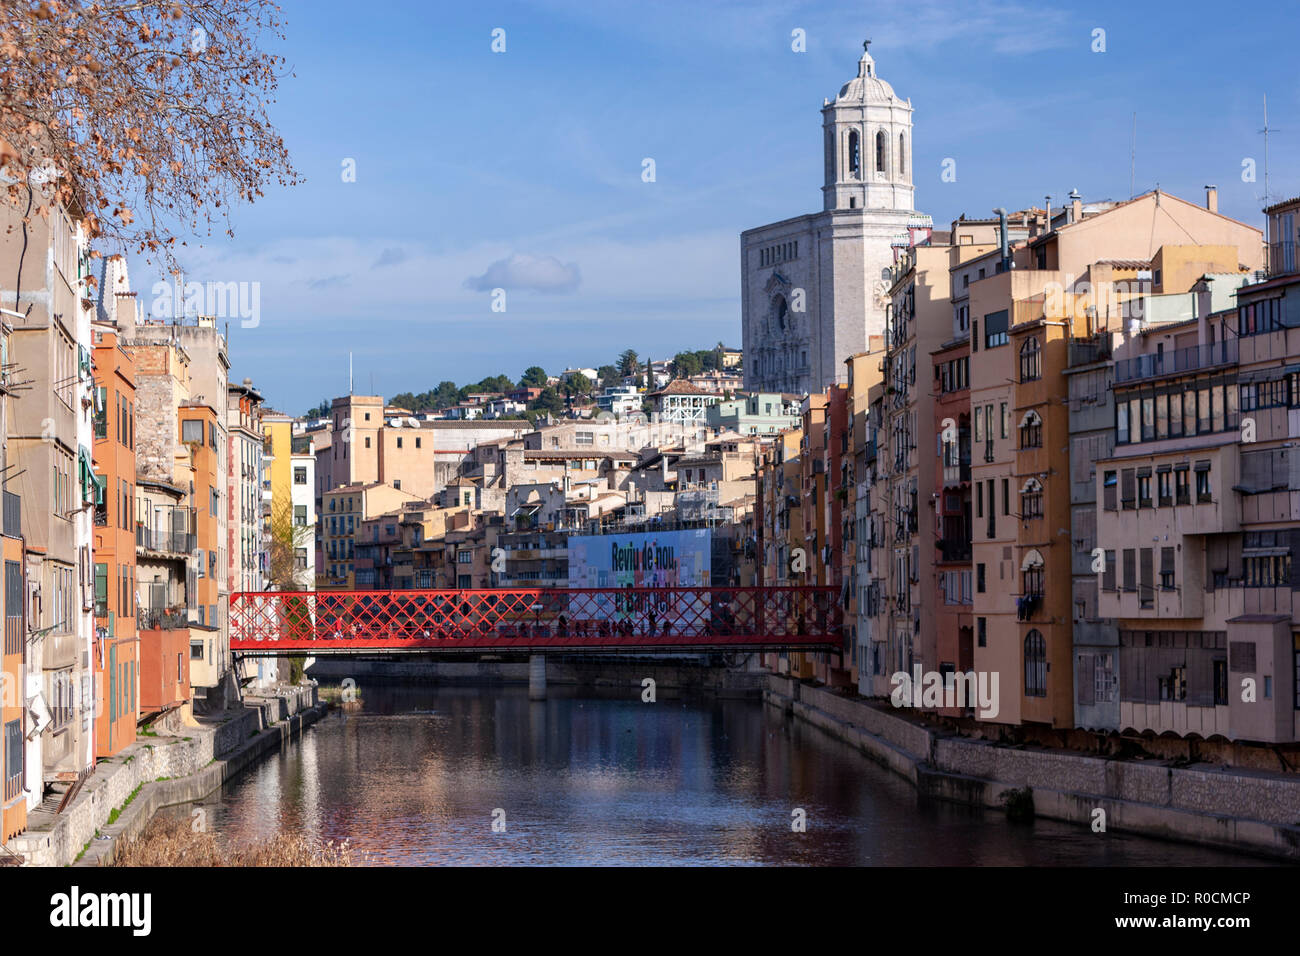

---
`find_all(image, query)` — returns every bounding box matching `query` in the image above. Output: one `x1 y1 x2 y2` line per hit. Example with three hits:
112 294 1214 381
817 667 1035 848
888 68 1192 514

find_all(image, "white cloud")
463 253 582 294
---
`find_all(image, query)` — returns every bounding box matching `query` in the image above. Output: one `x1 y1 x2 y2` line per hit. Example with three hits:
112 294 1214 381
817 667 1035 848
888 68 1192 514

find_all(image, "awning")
26 693 51 738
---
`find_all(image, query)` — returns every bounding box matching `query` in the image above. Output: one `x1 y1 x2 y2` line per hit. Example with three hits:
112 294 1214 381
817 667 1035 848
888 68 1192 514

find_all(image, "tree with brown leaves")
0 0 299 270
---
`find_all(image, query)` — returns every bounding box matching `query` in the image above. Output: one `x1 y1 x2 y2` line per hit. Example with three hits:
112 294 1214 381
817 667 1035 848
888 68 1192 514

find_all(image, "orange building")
91 327 139 757
179 403 223 691
1 316 26 842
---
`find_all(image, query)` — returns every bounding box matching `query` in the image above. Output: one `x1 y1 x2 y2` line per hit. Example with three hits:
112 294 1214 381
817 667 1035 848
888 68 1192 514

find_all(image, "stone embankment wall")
309 657 766 696
766 677 1300 860
12 686 320 867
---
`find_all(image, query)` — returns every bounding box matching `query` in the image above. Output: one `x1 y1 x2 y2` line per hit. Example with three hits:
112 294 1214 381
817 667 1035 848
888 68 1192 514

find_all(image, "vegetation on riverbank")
114 817 356 867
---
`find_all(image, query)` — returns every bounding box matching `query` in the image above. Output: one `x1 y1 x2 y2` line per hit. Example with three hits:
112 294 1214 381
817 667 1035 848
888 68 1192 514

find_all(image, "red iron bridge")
229 586 842 656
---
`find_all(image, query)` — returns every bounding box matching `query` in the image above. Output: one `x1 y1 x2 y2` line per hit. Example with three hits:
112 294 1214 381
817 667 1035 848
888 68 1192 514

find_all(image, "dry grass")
114 816 358 867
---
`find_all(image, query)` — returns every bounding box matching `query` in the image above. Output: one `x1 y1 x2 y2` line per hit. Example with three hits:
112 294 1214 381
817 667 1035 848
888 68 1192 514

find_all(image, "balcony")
942 461 971 485
1068 335 1112 368
1016 593 1042 622
1113 339 1237 384
937 538 972 563
140 606 188 630
137 525 196 556
1267 240 1297 276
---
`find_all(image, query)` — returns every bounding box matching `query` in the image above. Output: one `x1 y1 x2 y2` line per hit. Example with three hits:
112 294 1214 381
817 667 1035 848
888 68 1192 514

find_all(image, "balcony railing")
2 490 19 537
937 538 972 563
1068 335 1112 368
140 606 188 630
1113 339 1237 384
137 526 197 555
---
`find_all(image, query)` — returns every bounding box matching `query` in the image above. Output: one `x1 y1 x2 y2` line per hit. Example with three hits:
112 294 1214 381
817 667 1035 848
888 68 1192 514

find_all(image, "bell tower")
822 41 915 213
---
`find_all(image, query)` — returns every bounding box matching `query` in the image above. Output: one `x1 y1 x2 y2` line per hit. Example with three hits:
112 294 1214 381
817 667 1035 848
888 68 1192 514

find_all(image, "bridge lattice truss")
230 586 842 655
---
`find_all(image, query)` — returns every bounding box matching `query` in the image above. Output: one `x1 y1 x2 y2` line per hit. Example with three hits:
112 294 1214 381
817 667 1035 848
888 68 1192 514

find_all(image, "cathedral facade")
741 44 926 395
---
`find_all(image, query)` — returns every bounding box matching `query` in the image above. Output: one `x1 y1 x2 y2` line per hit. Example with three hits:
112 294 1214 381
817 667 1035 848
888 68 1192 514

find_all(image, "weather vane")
864 38 871 52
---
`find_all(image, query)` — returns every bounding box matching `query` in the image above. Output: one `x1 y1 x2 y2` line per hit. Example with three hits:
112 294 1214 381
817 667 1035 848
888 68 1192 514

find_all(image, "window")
294 505 307 526
1092 652 1115 703
396 436 403 449
1102 550 1116 591
1158 666 1187 702
1120 468 1136 509
1194 461 1212 502
1024 630 1046 697
294 467 307 484
1023 564 1043 599
1175 466 1190 505
1020 478 1042 520
457 550 473 564
977 617 986 647
1157 469 1173 507
848 130 860 177
875 129 886 173
1019 336 1041 382
1102 471 1118 511
1160 547 1176 590
1244 553 1290 588
983 310 1009 348
1137 470 1152 509
182 419 202 443
976 563 986 592
1019 410 1042 449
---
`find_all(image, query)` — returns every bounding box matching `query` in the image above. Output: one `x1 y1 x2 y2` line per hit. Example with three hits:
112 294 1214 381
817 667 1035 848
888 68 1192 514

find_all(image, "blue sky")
127 0 1299 414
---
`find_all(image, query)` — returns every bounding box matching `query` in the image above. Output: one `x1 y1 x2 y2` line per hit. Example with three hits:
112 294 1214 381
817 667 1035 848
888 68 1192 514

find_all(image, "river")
181 684 1264 865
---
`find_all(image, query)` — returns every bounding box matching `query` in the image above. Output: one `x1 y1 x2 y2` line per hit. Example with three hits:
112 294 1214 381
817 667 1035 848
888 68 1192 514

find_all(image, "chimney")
1205 184 1218 213
1070 189 1082 223
993 208 1010 270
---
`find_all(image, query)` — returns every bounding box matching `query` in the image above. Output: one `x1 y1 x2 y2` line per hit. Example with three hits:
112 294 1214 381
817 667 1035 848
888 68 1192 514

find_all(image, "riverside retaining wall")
11 685 320 867
769 677 1300 861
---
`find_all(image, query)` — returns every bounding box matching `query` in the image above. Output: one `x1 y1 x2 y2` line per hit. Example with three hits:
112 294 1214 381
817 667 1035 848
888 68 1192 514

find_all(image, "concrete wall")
771 676 1300 859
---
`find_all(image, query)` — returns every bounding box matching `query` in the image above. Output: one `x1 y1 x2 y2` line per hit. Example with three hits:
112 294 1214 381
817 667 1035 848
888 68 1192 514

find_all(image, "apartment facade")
2 196 98 800
91 326 139 757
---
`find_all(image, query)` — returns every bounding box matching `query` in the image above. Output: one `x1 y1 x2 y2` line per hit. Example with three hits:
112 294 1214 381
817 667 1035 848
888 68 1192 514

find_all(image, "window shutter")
1077 654 1095 706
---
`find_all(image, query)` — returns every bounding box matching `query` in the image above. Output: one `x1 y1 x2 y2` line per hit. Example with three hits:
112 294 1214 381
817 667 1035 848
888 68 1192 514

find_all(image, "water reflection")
179 685 1265 866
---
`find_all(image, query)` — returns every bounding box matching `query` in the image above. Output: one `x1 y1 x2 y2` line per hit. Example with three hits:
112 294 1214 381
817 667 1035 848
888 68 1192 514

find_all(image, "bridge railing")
230 586 841 650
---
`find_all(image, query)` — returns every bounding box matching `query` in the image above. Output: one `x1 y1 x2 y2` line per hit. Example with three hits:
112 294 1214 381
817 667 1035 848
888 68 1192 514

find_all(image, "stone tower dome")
822 41 915 213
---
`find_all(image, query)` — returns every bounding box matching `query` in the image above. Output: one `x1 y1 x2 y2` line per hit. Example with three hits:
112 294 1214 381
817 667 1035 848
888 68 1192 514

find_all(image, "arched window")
1019 409 1042 448
848 130 860 179
773 294 789 331
875 130 887 174
1019 336 1041 382
898 132 906 179
1024 630 1046 697
1020 478 1042 521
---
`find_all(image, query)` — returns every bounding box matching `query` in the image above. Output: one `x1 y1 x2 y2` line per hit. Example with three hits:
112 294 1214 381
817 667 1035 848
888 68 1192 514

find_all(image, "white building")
289 447 316 589
596 385 642 418
741 42 927 395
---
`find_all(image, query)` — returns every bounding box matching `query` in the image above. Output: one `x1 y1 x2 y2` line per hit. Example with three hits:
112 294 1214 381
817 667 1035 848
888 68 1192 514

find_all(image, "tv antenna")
1260 95 1279 206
